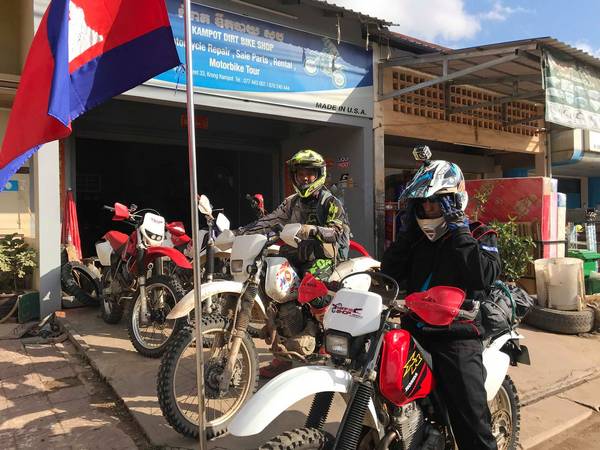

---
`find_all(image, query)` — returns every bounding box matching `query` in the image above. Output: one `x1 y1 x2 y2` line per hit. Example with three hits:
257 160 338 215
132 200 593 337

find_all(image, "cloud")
479 1 529 22
335 0 530 44
334 0 481 42
573 40 600 58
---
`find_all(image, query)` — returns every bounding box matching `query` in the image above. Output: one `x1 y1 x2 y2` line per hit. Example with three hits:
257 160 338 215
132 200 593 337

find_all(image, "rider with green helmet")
239 149 351 377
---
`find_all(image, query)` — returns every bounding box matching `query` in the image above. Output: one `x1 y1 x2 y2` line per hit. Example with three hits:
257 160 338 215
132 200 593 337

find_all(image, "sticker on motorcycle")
276 261 299 293
330 303 363 318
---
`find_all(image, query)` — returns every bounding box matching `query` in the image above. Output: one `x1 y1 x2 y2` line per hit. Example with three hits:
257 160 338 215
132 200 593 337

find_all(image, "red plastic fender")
349 240 370 257
103 231 129 251
145 246 192 269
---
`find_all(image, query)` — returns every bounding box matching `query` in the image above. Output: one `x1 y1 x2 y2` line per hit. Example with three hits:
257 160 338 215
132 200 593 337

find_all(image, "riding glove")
440 195 469 231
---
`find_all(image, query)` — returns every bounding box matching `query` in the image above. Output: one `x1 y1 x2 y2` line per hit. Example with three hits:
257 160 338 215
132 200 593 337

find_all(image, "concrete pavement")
520 376 600 449
57 307 600 449
0 330 145 450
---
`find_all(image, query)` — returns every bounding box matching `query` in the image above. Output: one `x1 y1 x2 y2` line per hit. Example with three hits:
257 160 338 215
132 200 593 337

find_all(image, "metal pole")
183 1 206 448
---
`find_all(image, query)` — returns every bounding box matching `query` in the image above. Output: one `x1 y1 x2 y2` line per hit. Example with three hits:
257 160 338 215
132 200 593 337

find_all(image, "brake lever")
390 299 408 313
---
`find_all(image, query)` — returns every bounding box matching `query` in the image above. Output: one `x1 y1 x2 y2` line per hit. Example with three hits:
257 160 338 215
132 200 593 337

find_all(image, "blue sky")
336 0 600 56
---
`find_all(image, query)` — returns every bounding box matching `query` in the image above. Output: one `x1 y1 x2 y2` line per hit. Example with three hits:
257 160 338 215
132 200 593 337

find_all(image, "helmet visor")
294 167 319 184
414 196 443 219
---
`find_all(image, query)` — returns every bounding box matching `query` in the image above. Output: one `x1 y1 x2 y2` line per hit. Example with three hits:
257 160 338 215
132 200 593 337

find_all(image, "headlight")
325 333 349 357
231 259 244 273
147 231 163 241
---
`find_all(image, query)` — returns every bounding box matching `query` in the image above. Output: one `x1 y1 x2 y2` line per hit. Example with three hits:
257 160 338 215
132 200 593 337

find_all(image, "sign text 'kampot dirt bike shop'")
69 0 380 257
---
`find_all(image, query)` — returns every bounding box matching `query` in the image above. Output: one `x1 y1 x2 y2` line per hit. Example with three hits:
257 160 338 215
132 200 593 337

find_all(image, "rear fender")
145 246 192 269
483 331 524 401
166 280 266 319
229 366 382 438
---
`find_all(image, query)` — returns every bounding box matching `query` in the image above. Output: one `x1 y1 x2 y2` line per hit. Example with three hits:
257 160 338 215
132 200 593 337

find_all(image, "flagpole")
183 0 207 448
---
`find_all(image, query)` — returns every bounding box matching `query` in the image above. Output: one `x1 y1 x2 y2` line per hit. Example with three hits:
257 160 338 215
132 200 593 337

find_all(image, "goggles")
414 195 442 205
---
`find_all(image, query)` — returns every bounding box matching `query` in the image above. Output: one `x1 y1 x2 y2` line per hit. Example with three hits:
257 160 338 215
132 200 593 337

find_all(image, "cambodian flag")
0 0 180 190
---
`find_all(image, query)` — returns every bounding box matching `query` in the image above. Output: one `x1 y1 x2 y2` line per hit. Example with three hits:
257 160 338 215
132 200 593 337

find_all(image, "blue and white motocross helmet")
399 146 468 211
399 146 468 241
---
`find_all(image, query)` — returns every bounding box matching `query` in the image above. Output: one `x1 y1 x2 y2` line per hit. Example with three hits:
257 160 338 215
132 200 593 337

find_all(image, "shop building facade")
0 0 387 314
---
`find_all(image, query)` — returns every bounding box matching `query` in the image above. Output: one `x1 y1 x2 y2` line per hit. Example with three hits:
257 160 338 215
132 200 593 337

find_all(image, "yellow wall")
0 109 33 238
0 2 33 238
0 0 23 75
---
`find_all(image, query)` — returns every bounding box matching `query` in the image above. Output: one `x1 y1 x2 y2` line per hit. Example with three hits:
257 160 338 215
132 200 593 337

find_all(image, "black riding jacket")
382 221 502 302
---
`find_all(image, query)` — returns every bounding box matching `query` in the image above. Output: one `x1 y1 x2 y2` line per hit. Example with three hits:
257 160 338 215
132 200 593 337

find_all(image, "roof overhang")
378 37 600 119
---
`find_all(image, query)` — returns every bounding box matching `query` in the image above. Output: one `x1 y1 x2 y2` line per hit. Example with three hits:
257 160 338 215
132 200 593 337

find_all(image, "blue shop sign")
154 1 373 117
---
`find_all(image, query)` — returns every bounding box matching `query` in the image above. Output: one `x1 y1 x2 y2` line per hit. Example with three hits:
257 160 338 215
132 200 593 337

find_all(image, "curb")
520 369 600 407
58 317 163 449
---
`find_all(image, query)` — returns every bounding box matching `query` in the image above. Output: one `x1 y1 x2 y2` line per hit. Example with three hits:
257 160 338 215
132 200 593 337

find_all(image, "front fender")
166 280 266 319
145 246 192 269
229 366 381 438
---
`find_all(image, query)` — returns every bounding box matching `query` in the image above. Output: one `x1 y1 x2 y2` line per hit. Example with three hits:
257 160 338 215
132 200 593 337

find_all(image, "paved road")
0 336 149 449
531 411 600 450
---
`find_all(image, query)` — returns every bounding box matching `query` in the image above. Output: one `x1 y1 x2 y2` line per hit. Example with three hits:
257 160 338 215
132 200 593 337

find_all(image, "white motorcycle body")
230 287 524 438
95 240 113 267
230 234 268 282
167 226 378 320
264 257 300 303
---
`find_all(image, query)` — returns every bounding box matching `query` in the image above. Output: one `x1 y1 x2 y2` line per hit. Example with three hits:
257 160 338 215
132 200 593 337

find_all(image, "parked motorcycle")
95 202 192 358
229 271 530 450
157 222 380 439
165 197 233 293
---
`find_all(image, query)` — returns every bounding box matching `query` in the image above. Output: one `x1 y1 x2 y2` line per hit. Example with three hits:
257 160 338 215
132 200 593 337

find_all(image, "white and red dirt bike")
157 223 379 439
95 202 192 358
230 271 530 450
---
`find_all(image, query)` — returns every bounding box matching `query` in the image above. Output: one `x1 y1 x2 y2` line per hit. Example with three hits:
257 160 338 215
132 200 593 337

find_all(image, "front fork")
136 244 151 325
218 278 258 391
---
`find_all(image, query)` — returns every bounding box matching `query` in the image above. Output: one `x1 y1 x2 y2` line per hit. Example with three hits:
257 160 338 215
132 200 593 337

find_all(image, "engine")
390 401 446 450
276 302 305 338
391 402 424 450
268 302 318 357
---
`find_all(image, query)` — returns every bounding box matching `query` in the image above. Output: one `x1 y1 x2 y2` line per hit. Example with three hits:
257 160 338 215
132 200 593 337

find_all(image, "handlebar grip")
103 205 115 212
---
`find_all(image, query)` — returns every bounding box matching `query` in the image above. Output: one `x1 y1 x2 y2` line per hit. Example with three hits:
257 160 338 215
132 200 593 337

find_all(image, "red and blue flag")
0 0 180 190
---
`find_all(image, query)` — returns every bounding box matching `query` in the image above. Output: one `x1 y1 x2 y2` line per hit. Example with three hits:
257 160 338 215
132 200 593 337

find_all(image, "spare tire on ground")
524 305 595 334
61 262 101 306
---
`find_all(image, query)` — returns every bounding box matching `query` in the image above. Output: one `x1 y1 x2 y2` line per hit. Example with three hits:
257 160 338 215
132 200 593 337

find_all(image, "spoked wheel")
157 314 259 439
100 269 124 324
61 261 102 306
259 427 333 450
126 275 186 358
489 375 520 450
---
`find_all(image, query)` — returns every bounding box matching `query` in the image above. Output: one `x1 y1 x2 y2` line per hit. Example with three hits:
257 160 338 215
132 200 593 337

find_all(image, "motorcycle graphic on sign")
303 38 347 89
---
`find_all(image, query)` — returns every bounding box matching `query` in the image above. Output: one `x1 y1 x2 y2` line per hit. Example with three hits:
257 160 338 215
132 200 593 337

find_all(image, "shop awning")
378 37 600 128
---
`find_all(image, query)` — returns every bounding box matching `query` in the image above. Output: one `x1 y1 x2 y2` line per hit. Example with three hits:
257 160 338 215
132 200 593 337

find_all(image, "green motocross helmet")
288 149 326 198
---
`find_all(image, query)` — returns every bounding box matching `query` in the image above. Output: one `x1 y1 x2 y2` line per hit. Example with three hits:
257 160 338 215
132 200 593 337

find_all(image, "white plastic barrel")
535 257 583 311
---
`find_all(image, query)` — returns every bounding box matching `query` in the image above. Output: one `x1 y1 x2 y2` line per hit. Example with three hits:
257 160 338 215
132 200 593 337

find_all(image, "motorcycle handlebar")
103 205 115 212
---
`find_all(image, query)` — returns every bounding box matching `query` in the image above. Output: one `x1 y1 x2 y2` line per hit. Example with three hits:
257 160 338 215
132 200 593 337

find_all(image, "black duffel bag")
481 281 534 338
